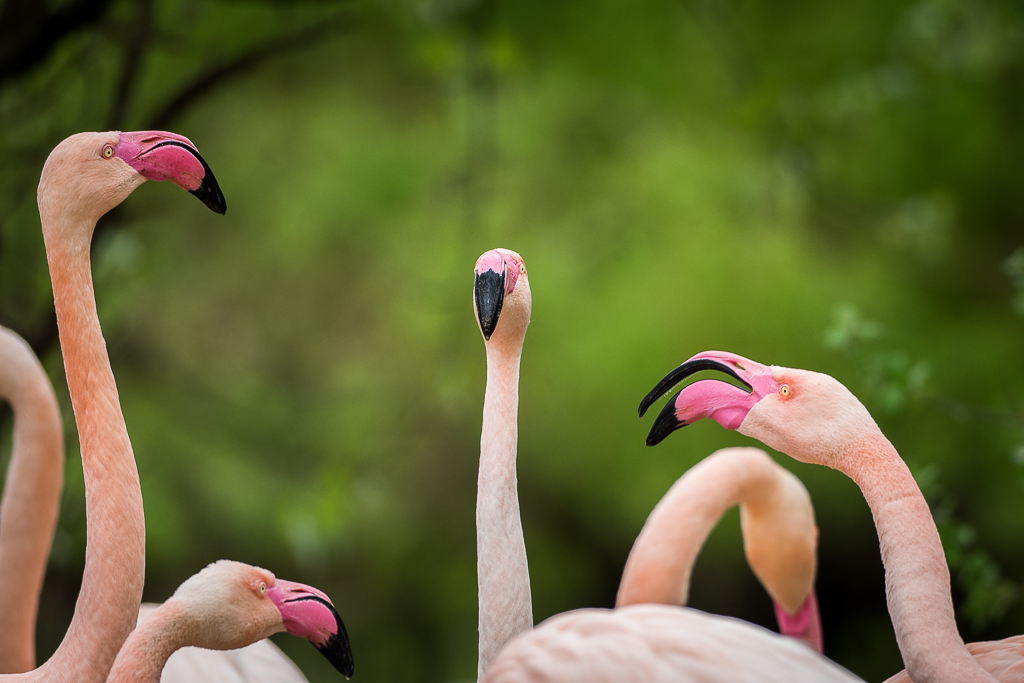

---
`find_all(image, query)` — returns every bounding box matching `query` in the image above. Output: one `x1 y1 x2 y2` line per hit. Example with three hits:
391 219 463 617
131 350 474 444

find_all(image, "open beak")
474 251 507 341
639 351 778 446
115 131 227 214
268 580 354 679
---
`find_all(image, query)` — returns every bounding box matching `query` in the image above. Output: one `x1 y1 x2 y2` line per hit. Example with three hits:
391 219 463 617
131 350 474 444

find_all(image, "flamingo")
473 251 857 682
0 327 64 673
639 350 1013 683
473 248 534 677
15 130 225 683
106 560 353 683
617 446 823 653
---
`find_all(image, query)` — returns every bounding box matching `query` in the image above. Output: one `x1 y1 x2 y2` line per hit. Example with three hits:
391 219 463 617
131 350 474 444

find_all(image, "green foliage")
916 462 1019 629
1004 247 1024 316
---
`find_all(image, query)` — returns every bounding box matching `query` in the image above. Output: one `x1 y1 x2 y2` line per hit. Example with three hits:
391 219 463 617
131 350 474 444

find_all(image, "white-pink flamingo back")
482 604 861 683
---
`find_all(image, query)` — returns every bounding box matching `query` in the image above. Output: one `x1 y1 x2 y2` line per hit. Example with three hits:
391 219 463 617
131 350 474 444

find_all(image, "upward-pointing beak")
475 255 506 341
639 351 777 446
267 580 354 679
115 131 227 214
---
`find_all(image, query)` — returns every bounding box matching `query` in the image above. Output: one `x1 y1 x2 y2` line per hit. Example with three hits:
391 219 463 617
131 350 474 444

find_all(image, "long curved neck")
106 603 188 683
616 448 780 607
14 212 147 683
477 336 532 678
0 333 65 673
844 434 996 683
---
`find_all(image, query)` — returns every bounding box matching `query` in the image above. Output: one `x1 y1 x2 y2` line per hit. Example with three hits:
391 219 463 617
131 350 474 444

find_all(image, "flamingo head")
639 351 877 470
38 130 225 232
167 561 354 679
473 248 531 343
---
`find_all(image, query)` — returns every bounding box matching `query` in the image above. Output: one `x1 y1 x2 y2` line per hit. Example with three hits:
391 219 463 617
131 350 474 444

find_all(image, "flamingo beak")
474 250 507 341
639 351 779 446
774 593 824 653
115 131 226 214
267 580 354 679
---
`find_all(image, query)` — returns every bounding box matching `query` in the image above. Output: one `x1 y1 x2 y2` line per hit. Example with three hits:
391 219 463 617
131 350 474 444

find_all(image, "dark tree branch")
148 13 355 129
0 0 115 85
108 0 154 130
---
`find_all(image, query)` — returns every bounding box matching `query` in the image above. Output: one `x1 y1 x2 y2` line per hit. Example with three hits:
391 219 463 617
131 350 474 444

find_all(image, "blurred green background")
2 0 1024 680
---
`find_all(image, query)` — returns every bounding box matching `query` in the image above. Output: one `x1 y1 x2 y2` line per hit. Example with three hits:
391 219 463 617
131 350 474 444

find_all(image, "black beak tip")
645 396 685 446
317 627 355 679
479 314 497 341
310 599 354 678
187 146 227 214
191 184 227 214
189 170 226 214
638 395 656 419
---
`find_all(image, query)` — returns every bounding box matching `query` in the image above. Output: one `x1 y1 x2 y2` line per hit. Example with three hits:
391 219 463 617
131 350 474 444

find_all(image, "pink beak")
774 593 824 653
114 131 226 214
639 351 779 445
267 579 354 679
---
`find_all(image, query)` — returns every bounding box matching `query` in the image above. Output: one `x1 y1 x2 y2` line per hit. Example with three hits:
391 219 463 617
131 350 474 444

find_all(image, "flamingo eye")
780 384 791 397
518 263 526 274
103 145 114 159
259 582 267 595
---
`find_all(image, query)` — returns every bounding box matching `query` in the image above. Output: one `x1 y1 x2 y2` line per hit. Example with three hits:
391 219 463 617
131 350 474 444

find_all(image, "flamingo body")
482 604 860 683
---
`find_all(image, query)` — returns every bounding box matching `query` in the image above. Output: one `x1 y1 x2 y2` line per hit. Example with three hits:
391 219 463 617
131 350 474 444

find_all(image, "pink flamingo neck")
10 211 147 683
841 433 996 683
105 602 188 683
478 338 532 678
616 447 821 651
618 448 783 606
0 330 64 673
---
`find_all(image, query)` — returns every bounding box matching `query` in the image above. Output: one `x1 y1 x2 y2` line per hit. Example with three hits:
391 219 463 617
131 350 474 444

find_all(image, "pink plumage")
483 605 859 683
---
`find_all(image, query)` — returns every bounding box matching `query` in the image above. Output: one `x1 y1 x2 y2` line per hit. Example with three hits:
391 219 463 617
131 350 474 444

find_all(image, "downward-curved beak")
639 351 776 446
268 580 354 679
474 252 506 341
115 131 227 214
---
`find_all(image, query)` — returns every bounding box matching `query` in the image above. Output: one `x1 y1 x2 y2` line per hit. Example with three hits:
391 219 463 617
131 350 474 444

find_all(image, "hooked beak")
115 131 227 214
474 252 506 341
639 351 778 446
268 580 354 679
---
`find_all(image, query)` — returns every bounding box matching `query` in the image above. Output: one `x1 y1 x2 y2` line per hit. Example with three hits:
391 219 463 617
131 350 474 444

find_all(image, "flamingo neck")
843 434 996 683
0 331 64 673
616 448 813 616
20 212 147 683
106 603 189 683
617 450 766 606
477 337 532 678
